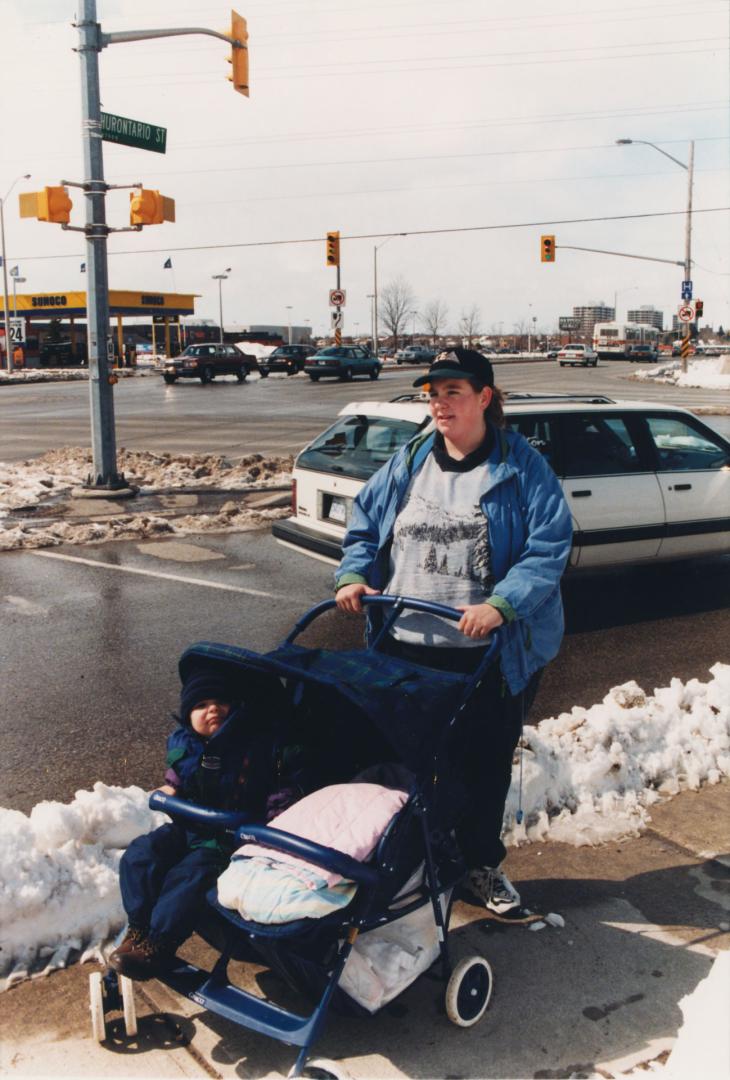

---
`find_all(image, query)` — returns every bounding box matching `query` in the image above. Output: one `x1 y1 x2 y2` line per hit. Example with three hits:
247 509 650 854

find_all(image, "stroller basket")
111 596 501 1076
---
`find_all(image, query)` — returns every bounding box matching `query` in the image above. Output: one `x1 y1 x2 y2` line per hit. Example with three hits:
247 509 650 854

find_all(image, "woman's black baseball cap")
413 347 495 388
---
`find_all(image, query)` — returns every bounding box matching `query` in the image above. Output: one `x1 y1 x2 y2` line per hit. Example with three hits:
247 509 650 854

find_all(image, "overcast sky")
2 0 729 339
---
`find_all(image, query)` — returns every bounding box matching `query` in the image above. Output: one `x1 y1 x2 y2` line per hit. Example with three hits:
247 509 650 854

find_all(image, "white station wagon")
272 394 730 570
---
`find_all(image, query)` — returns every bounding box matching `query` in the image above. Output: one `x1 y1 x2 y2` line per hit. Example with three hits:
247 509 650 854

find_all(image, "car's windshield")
298 414 426 480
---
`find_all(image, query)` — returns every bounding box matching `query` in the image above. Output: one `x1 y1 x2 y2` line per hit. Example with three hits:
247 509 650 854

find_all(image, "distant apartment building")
572 303 615 335
627 305 664 330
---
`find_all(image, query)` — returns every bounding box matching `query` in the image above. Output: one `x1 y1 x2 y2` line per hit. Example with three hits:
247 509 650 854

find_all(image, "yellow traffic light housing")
19 186 73 224
326 231 340 267
228 11 249 96
129 189 175 226
541 234 556 263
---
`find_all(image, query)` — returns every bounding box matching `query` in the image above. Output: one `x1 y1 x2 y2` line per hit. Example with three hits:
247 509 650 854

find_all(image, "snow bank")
632 356 730 391
0 665 727 989
504 663 730 847
0 447 293 551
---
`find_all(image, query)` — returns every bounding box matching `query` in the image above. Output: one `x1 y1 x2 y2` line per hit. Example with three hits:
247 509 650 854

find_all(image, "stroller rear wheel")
445 955 493 1027
295 1058 351 1080
120 974 138 1036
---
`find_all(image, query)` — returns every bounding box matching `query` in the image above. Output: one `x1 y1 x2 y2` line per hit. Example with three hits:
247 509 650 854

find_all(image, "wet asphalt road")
1 359 728 463
2 528 728 814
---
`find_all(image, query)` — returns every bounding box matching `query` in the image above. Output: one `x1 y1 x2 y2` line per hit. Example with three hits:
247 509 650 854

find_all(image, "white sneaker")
469 864 521 915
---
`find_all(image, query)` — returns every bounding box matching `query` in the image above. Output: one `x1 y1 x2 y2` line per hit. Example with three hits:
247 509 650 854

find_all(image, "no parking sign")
329 289 346 307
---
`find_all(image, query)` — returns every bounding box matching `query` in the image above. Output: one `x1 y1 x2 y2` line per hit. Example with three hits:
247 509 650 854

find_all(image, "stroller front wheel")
89 971 107 1042
120 974 138 1037
445 955 493 1027
295 1058 351 1080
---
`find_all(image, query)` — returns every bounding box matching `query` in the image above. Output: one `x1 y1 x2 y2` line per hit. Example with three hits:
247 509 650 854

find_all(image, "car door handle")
571 490 592 498
671 483 692 491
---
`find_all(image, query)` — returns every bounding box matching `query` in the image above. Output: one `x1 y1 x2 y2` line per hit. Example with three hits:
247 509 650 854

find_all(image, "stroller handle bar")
147 793 380 887
285 593 469 645
149 790 252 832
234 823 380 887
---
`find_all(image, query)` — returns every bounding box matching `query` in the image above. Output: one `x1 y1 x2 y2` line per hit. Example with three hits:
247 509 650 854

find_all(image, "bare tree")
458 304 481 346
380 276 416 352
422 299 449 346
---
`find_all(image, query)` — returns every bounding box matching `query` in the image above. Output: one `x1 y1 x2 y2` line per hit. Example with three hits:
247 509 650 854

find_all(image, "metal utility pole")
616 138 695 372
213 270 230 343
1 174 30 372
77 0 127 490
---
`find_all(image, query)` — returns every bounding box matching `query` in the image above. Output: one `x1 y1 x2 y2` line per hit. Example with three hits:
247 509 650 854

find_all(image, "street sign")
101 112 167 154
331 311 343 329
8 318 26 345
558 316 580 331
329 288 346 307
682 279 692 292
678 304 695 323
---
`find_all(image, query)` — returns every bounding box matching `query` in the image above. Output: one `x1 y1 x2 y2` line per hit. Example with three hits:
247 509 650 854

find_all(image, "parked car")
303 345 382 382
546 349 560 359
626 345 659 364
258 344 316 377
272 393 730 569
395 345 436 365
161 343 258 384
558 344 598 367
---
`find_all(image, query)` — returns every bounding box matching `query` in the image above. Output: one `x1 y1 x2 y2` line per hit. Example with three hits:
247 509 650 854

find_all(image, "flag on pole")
163 258 172 269
9 266 19 278
80 262 86 273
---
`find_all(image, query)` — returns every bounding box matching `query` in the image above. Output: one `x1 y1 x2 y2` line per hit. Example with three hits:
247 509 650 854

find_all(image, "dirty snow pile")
0 446 293 551
503 663 729 848
631 355 730 390
0 664 728 989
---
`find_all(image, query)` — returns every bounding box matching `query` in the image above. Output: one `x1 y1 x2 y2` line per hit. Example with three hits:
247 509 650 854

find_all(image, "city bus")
592 321 660 359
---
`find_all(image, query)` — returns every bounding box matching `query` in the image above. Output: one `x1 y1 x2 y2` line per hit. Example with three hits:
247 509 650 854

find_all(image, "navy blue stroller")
91 596 501 1077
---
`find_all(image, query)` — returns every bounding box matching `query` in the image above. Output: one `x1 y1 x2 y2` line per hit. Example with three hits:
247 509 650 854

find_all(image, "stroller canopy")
179 641 472 776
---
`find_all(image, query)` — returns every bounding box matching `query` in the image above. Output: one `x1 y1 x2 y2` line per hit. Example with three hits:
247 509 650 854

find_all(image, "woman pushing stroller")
336 347 573 919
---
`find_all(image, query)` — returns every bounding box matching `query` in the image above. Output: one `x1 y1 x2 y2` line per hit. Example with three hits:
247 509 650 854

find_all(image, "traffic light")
326 231 340 267
694 299 703 317
18 186 72 224
228 11 249 96
541 234 556 263
129 189 175 226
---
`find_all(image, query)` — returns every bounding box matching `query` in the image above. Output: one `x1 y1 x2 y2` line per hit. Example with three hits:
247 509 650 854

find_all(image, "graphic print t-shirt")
387 453 493 647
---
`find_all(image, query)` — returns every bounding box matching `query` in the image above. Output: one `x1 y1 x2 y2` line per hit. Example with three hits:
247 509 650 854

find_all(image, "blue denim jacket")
335 427 573 694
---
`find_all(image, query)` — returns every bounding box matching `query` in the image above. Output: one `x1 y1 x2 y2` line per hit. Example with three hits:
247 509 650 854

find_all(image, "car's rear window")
297 414 426 480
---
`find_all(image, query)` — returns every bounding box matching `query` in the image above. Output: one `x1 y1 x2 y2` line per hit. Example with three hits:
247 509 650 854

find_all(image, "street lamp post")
410 309 418 344
366 293 375 353
373 234 402 355
212 268 231 344
286 305 293 345
616 138 694 371
12 275 26 319
0 173 31 372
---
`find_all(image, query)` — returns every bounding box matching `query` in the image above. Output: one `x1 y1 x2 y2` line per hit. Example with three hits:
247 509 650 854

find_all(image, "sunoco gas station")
2 289 197 368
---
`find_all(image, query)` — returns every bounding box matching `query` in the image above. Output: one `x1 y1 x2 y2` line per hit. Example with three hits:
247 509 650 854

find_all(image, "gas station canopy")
11 289 197 319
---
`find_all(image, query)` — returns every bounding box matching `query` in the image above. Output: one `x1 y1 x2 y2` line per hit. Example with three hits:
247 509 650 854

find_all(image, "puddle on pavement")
136 541 226 562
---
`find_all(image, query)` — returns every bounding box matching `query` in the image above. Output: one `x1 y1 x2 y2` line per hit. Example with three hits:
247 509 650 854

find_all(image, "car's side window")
645 417 730 471
506 414 557 469
561 414 641 477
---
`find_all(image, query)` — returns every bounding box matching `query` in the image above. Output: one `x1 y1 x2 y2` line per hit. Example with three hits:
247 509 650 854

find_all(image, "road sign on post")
329 288 346 307
101 112 167 154
331 311 343 329
678 303 695 323
8 318 26 344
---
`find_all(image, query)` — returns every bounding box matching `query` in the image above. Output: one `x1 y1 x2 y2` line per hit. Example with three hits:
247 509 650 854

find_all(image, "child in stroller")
110 662 306 981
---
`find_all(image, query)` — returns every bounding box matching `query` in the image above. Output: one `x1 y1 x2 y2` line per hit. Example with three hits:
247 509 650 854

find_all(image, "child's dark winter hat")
180 670 235 724
413 347 495 388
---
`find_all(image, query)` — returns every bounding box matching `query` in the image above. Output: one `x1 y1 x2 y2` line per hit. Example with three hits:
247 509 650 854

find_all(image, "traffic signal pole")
77 0 127 491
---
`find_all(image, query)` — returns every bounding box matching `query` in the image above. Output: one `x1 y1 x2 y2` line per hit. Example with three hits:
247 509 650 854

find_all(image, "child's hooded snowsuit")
119 666 281 950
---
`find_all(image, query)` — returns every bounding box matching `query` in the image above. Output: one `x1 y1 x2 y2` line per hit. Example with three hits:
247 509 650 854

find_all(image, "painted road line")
31 550 282 599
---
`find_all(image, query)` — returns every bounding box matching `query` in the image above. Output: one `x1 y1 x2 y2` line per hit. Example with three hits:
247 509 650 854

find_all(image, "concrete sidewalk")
2 783 728 1079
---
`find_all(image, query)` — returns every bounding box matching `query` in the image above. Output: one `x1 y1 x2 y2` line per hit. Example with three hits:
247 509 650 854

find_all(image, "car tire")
163 374 177 384
591 359 598 366
199 366 214 384
559 362 566 367
341 368 353 381
259 369 269 378
309 374 320 382
236 367 247 382
369 367 379 380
